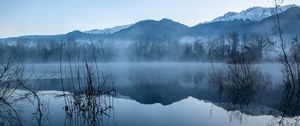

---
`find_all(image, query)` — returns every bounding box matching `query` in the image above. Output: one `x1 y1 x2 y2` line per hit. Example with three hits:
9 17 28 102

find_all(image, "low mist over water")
1 63 297 126
1 0 300 126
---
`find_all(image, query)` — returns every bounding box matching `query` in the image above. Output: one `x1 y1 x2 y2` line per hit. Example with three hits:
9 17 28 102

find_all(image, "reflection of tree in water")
182 71 206 88
61 62 116 126
0 58 22 126
228 110 246 125
0 58 49 126
209 62 271 106
120 70 204 105
209 61 271 124
268 83 300 126
64 92 115 126
0 101 22 126
208 60 300 125
268 117 300 126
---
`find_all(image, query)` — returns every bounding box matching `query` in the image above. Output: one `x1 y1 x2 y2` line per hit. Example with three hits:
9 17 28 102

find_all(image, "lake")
2 63 298 126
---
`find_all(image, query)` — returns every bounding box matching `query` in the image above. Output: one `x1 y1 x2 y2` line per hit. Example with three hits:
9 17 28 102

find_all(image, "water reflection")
268 85 300 126
6 63 300 126
63 93 115 126
0 100 22 126
59 62 117 126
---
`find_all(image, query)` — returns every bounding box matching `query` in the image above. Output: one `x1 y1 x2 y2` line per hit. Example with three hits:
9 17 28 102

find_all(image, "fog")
0 32 281 63
0 62 296 126
1 32 299 126
1 3 300 125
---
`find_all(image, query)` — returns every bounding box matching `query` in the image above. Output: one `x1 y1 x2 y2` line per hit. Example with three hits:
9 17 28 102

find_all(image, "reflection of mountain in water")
23 66 300 118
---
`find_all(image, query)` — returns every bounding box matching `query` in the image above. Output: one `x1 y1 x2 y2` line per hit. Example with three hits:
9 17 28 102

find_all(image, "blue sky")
0 0 299 38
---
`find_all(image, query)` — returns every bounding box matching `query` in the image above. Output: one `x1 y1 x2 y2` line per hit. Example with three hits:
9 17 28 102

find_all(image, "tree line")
0 32 294 63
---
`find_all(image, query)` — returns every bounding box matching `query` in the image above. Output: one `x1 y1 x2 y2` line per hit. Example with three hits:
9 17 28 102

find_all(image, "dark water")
2 63 299 126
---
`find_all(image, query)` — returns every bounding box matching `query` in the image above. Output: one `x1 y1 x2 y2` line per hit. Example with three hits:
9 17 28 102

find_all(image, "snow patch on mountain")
212 4 298 22
84 24 132 34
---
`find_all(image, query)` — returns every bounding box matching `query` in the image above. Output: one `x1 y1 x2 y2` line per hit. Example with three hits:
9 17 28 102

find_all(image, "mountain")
190 7 300 38
212 4 298 22
65 30 96 39
83 24 132 35
108 18 190 40
1 5 299 42
190 20 253 38
0 30 101 43
246 7 300 37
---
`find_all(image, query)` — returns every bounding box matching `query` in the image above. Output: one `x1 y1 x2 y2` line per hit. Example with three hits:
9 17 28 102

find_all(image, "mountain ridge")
211 4 298 22
1 5 299 42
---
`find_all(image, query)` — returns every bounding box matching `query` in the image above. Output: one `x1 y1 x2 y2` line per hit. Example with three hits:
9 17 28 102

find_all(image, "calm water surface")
3 63 298 126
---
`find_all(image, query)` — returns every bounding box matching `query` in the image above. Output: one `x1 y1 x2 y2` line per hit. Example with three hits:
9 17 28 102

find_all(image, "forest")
1 32 296 63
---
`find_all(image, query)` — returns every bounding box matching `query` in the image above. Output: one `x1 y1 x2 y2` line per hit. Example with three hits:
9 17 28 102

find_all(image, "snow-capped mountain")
83 24 132 35
212 4 298 22
1 4 300 42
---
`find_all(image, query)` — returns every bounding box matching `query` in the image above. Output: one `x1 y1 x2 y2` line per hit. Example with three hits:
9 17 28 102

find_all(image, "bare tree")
243 34 274 62
270 0 300 125
0 58 23 126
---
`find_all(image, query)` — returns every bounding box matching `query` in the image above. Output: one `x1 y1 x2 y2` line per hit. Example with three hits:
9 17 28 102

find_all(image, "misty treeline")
0 38 115 62
0 32 299 63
